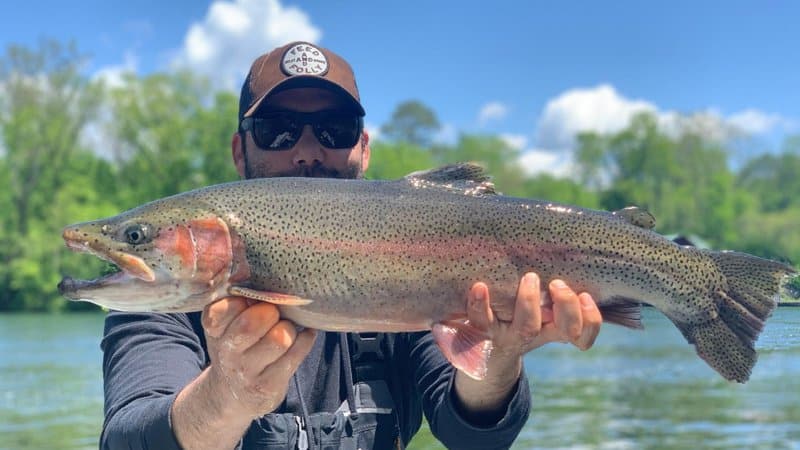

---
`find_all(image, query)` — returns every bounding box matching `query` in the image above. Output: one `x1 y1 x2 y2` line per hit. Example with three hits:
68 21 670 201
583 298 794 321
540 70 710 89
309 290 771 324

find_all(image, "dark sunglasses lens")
253 116 301 150
314 116 362 149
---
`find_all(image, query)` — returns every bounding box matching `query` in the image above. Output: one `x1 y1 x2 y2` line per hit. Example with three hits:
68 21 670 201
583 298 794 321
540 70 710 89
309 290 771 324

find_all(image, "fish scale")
58 163 797 382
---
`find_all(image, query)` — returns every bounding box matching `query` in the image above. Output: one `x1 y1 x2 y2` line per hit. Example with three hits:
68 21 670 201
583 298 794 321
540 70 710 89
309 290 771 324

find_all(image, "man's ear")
231 132 246 178
361 129 370 173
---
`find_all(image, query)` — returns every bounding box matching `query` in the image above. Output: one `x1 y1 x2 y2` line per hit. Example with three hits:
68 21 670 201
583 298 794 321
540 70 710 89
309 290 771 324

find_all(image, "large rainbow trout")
58 164 796 382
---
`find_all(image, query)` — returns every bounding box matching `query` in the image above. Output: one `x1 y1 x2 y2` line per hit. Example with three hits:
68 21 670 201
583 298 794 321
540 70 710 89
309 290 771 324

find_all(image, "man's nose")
292 125 323 166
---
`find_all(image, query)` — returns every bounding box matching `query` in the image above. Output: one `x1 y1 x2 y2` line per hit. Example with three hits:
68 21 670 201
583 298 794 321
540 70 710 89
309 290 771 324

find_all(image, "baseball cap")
238 41 364 123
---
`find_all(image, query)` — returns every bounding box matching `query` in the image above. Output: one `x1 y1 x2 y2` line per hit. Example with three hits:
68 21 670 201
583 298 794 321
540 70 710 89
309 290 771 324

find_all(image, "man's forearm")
171 368 253 450
453 355 523 426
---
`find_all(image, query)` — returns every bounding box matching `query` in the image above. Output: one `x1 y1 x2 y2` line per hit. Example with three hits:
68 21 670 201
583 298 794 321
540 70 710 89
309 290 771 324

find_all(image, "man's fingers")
467 282 493 331
511 273 542 341
219 303 281 352
242 319 298 365
257 328 317 380
522 323 564 352
550 279 582 344
202 297 251 338
574 293 602 350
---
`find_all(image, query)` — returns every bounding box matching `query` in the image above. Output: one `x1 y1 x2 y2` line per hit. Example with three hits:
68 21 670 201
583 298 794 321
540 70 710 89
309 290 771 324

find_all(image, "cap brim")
243 76 365 118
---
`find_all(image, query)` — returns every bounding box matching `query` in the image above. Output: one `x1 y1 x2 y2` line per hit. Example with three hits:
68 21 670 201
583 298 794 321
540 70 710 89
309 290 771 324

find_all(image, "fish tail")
675 251 796 383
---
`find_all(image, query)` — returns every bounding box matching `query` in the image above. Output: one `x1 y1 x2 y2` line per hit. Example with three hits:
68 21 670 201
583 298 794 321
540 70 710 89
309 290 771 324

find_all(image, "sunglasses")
240 110 364 151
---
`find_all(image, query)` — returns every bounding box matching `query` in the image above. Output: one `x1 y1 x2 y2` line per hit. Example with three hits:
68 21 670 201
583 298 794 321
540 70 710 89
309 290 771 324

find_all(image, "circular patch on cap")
281 43 329 76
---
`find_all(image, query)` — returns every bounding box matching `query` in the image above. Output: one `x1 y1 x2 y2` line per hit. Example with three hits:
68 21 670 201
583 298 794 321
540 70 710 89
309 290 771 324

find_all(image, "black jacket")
100 311 531 449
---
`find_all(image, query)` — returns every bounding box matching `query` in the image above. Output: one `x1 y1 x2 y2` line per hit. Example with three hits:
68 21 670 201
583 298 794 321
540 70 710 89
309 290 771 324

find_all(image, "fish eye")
123 224 150 245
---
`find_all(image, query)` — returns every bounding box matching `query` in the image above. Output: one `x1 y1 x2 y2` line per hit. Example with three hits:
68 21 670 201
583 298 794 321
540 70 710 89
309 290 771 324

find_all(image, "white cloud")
499 133 527 151
92 52 138 89
523 84 799 178
663 109 740 142
87 52 140 160
727 109 793 135
478 101 508 125
519 149 572 177
531 84 797 164
365 122 381 142
657 108 793 143
535 84 656 150
80 115 117 160
173 0 321 91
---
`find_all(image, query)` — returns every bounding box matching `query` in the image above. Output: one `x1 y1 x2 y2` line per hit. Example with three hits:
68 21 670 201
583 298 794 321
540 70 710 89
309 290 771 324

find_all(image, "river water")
1 308 799 450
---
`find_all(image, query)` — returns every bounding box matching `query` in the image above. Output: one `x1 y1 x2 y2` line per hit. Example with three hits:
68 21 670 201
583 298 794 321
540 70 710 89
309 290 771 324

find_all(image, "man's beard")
242 140 364 180
246 161 363 179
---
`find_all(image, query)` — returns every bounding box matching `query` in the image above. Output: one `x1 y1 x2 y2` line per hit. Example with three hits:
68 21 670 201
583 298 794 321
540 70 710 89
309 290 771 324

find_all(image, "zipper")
295 415 309 450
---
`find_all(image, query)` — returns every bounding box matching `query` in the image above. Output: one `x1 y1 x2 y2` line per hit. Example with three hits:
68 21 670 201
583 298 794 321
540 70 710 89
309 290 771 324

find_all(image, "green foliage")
379 100 441 147
0 41 238 311
522 174 600 208
735 207 800 263
107 71 239 207
787 274 800 300
574 113 745 246
434 134 528 195
366 140 436 180
737 151 800 212
0 40 105 311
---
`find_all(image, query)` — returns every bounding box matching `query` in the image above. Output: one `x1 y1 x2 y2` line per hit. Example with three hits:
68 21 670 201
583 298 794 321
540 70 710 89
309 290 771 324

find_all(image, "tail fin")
679 251 796 383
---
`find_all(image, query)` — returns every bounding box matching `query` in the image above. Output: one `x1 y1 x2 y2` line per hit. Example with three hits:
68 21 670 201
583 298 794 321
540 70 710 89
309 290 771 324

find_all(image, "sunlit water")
1 309 799 450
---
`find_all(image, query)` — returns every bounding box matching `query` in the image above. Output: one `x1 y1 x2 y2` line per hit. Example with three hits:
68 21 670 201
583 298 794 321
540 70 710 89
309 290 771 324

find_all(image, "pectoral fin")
432 320 493 380
228 286 314 306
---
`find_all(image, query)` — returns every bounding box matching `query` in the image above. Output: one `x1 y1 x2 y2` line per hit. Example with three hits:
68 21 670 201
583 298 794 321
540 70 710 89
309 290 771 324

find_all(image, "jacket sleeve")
100 311 211 450
408 331 531 450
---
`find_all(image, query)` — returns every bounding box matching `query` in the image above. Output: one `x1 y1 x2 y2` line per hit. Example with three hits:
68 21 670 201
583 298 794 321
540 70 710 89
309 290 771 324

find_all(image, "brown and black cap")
238 41 364 123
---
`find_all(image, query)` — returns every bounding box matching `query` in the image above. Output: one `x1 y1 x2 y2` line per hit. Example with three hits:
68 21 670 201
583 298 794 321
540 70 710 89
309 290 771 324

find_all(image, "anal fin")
229 286 314 306
599 300 644 329
432 320 493 380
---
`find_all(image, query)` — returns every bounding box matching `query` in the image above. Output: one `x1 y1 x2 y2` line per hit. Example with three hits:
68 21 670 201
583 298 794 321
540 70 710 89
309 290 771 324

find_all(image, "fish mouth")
59 228 156 298
58 270 137 298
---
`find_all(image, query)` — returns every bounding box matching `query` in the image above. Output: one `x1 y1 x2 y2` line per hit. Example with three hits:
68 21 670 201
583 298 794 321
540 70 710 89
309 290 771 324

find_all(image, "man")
100 41 602 450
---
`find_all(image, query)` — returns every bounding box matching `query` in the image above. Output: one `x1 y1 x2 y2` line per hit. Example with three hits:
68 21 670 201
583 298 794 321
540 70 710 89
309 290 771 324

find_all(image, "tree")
0 39 106 310
436 133 528 196
106 71 238 207
193 91 241 185
736 149 800 213
380 100 440 147
573 112 742 245
0 40 245 311
366 140 437 180
522 174 599 208
734 136 800 263
0 40 103 235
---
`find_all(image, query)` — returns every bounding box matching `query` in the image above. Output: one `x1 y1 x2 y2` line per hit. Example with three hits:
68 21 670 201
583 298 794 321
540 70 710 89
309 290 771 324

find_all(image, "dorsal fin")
613 206 656 229
405 163 490 183
404 163 497 197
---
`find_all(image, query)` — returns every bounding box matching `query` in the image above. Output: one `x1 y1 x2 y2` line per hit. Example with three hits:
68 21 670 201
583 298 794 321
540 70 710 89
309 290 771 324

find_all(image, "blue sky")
2 0 798 174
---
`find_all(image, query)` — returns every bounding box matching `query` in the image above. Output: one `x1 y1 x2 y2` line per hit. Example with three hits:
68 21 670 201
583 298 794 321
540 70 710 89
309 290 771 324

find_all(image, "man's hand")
453 273 602 425
470 273 602 360
202 297 317 417
171 297 316 450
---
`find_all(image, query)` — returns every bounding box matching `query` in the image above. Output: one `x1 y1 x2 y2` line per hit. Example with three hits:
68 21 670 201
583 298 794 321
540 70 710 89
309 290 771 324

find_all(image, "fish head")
58 201 249 312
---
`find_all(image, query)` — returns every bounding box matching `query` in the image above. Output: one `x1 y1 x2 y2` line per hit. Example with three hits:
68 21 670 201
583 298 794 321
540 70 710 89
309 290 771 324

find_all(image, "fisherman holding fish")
96 41 605 449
